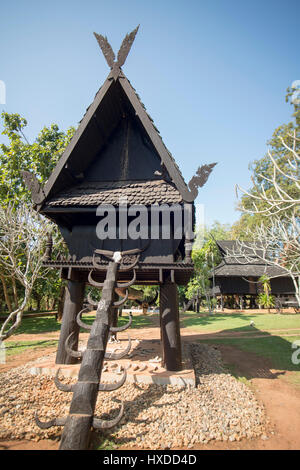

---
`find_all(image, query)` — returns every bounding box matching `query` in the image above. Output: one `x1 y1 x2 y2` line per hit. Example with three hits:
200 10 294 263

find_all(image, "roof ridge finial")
94 25 140 70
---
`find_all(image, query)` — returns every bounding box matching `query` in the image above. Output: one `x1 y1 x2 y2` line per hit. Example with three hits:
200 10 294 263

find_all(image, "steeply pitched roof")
36 68 194 211
212 260 288 278
216 240 264 260
212 240 288 278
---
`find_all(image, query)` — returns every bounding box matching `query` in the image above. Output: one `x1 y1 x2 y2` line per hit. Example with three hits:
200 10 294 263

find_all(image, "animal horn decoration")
87 291 99 307
65 332 83 359
113 289 129 307
35 412 67 429
77 308 92 331
37 248 137 450
94 26 139 71
105 333 131 360
110 313 132 333
54 368 74 393
116 269 136 288
88 269 105 288
92 404 124 430
99 368 127 391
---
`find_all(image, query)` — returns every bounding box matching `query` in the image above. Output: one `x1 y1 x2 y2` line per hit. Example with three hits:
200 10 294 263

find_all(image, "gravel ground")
0 344 267 449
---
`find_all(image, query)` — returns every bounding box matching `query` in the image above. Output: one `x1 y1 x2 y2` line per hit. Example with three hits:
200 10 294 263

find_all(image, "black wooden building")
23 27 202 371
210 240 295 308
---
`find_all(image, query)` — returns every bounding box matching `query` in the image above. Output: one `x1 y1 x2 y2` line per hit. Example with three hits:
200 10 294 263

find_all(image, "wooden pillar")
159 281 182 371
110 292 119 341
56 280 85 365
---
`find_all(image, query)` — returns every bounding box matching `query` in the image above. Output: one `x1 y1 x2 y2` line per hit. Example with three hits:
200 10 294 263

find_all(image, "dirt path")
209 344 300 450
1 314 300 450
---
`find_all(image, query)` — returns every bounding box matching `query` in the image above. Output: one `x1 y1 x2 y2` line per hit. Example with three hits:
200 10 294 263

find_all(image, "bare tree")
232 131 300 306
236 130 300 216
226 215 300 306
0 203 52 340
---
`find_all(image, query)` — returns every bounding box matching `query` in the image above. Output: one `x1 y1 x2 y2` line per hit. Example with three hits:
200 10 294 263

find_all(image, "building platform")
29 339 195 387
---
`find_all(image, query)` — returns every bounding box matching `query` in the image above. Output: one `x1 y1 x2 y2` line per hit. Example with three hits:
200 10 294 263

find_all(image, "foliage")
232 88 300 236
231 89 300 305
185 222 233 304
257 274 275 309
0 112 76 319
257 292 275 309
0 203 53 339
0 112 75 205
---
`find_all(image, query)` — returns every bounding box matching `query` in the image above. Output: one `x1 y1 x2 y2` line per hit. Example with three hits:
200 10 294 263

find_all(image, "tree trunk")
0 275 12 313
11 277 19 309
56 284 66 322
36 295 41 312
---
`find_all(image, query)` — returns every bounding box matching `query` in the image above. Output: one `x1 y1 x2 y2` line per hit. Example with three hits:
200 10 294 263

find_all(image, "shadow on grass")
0 316 62 336
181 312 265 330
4 339 58 357
190 326 300 382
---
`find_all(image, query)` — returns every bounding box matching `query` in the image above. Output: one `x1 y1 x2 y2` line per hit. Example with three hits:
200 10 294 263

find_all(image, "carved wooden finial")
21 170 45 204
94 25 139 70
187 163 218 200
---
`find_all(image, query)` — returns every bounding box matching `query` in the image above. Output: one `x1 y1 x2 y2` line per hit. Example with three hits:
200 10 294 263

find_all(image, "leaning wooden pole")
59 260 119 450
35 249 140 450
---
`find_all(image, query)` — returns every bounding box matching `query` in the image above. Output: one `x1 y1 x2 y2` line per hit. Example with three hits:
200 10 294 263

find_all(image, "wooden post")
159 281 182 371
59 261 118 450
55 280 85 365
110 292 119 341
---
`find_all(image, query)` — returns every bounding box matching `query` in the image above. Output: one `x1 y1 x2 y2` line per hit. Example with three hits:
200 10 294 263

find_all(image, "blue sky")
0 0 299 226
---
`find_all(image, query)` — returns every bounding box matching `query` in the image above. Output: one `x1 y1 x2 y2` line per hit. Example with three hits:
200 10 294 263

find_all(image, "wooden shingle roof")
44 180 183 209
212 240 288 278
213 260 287 278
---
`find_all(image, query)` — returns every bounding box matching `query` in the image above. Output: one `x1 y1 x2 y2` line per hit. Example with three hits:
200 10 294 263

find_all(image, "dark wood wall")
215 276 295 295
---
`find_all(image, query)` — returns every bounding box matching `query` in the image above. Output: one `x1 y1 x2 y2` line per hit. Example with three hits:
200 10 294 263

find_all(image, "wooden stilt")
110 292 119 341
159 281 182 371
55 280 85 365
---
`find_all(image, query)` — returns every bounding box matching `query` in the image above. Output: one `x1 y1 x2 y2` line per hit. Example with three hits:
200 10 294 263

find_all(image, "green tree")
0 112 76 315
257 275 275 312
0 112 75 205
185 222 233 312
232 88 300 237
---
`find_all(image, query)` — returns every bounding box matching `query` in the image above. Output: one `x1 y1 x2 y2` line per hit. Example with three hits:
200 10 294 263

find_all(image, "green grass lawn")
198 335 300 371
0 311 153 336
182 311 300 333
4 339 58 358
183 311 300 388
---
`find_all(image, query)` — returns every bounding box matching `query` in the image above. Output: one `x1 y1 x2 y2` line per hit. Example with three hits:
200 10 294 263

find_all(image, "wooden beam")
55 280 85 364
159 281 182 371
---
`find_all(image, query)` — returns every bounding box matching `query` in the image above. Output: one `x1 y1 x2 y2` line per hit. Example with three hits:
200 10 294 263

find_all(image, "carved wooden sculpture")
23 26 217 449
35 248 141 450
